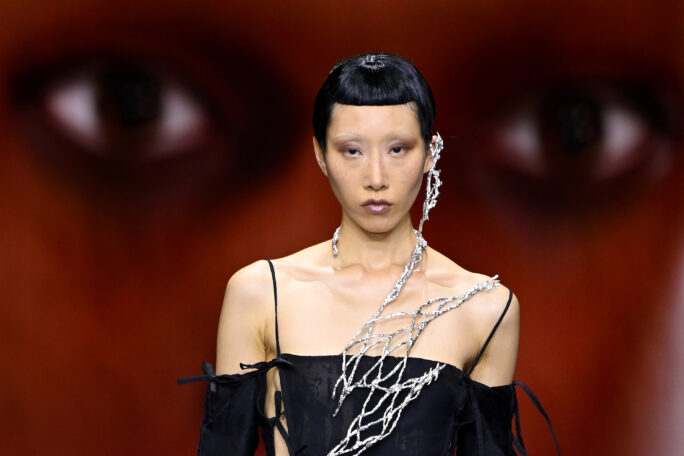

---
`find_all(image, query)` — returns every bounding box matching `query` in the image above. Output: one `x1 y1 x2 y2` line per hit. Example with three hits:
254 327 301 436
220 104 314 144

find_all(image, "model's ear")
313 136 328 177
423 135 437 173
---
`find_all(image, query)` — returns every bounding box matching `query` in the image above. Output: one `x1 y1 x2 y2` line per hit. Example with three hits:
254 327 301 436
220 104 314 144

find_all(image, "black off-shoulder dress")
178 259 560 455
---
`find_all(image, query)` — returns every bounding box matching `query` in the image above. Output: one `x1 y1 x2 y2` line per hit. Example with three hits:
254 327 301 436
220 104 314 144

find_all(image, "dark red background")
1 1 683 454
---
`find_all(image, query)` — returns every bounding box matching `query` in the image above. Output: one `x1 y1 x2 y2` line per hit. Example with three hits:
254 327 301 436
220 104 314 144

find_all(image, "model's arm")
216 260 271 374
195 261 271 456
455 286 521 456
468 286 520 386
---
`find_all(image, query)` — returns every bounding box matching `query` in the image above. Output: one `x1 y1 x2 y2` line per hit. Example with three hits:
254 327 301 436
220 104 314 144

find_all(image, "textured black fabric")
278 353 469 455
455 379 516 455
177 259 560 455
180 353 528 455
178 361 263 456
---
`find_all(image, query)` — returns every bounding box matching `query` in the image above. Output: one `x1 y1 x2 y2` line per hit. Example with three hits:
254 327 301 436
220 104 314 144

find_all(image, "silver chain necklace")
326 133 500 456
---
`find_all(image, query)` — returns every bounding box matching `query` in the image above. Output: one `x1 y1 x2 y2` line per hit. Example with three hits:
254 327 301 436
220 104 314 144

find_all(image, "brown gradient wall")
1 1 683 455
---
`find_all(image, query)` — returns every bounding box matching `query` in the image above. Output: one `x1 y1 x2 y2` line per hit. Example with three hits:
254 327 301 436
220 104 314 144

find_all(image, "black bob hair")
312 52 436 150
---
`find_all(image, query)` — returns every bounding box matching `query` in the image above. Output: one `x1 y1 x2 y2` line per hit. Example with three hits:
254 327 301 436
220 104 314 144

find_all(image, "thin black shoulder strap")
467 287 513 376
265 259 281 357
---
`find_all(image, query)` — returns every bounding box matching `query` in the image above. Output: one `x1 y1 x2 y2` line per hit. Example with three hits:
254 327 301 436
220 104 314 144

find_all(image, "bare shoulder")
428 248 520 384
220 241 326 325
467 273 519 329
224 259 274 311
427 247 519 329
227 258 274 289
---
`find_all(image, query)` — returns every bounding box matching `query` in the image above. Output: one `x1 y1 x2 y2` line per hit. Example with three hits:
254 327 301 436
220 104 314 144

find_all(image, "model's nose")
365 153 388 190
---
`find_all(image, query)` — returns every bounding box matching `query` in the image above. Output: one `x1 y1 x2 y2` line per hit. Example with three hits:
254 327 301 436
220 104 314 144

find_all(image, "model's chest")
270 278 480 366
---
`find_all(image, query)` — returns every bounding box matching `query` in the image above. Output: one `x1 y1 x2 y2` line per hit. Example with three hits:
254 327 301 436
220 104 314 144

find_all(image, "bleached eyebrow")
330 132 363 141
331 130 417 141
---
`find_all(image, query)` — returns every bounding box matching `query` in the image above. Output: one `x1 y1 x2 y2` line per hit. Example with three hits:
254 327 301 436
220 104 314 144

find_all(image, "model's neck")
333 213 419 273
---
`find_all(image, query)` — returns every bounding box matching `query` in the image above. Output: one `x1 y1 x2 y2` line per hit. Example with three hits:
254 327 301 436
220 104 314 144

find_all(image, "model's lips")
361 199 392 214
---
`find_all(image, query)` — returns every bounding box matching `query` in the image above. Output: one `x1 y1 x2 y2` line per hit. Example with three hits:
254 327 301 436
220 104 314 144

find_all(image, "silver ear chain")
327 133 501 456
332 226 341 256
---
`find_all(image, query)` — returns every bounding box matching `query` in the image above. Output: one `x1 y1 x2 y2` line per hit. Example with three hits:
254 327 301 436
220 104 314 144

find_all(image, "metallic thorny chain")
327 133 501 456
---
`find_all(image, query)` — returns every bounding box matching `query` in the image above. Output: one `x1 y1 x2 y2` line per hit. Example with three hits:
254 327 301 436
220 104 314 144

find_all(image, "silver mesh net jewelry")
327 133 501 456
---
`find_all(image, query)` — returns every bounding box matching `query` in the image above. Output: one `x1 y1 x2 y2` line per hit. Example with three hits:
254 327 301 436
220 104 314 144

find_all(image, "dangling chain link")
327 133 501 456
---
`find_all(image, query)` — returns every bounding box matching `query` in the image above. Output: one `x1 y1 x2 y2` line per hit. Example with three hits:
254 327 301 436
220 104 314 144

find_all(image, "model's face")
316 103 430 233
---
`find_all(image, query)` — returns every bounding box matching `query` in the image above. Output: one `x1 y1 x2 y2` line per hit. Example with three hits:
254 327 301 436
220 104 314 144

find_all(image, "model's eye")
34 62 206 162
9 49 298 198
346 148 361 156
475 82 681 212
390 146 406 154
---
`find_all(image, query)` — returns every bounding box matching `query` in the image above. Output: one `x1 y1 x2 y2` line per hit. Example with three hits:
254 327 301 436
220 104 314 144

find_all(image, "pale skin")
216 102 520 454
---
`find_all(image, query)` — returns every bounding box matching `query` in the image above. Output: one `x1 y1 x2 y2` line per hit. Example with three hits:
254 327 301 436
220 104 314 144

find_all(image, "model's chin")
354 215 405 235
